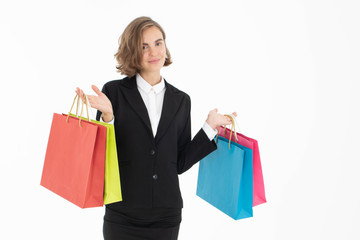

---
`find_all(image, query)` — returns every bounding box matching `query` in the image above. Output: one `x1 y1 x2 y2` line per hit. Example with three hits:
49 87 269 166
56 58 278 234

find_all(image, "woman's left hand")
206 109 237 130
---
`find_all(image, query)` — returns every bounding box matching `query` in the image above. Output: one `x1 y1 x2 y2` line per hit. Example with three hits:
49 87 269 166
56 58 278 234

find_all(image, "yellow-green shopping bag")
93 121 122 204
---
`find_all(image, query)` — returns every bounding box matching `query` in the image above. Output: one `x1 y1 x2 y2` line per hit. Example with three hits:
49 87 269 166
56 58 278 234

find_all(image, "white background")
1 0 360 239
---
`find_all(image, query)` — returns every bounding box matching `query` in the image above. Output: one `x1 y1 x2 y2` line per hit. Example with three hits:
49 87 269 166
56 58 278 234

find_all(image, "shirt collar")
136 73 165 94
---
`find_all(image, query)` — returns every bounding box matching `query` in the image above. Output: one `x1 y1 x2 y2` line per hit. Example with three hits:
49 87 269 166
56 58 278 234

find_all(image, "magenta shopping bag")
218 125 266 206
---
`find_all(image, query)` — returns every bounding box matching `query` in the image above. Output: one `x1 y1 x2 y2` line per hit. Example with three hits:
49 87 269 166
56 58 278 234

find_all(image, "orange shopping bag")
40 95 106 208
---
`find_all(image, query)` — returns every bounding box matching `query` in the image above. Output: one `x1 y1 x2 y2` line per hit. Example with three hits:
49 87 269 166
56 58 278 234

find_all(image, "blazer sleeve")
176 98 217 174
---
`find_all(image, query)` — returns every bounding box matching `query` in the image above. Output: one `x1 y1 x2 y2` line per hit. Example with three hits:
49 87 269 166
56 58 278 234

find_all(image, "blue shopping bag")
196 135 253 220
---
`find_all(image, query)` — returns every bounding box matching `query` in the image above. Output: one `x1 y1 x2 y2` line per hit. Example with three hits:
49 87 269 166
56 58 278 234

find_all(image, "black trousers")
103 206 182 240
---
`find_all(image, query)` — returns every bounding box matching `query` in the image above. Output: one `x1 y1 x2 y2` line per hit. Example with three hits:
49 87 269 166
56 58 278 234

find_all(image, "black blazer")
96 75 217 209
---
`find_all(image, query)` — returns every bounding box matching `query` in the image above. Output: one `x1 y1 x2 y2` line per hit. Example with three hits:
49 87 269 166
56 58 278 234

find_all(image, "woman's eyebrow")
143 38 164 45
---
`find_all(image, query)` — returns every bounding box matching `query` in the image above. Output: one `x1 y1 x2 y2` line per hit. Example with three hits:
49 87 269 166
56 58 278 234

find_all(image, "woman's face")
140 26 166 75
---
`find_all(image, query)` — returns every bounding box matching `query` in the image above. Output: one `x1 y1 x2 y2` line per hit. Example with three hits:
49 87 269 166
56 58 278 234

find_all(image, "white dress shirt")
136 73 166 137
102 73 217 140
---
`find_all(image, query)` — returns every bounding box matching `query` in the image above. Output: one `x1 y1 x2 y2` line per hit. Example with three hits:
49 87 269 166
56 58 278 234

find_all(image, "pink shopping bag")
218 126 266 206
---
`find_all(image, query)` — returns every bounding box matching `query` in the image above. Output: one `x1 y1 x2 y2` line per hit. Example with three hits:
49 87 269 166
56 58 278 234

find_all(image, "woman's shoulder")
103 75 135 89
164 80 191 102
100 76 135 99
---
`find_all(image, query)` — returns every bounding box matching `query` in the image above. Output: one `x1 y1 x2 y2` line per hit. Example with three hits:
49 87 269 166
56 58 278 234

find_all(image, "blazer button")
152 174 158 180
150 149 156 156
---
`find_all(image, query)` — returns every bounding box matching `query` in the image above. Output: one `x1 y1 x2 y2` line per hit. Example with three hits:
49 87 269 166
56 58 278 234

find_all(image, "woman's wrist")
203 121 218 140
206 119 219 130
102 112 114 123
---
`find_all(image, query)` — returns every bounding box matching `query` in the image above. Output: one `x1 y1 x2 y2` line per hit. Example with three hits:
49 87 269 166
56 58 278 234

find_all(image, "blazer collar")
155 80 184 143
120 75 184 142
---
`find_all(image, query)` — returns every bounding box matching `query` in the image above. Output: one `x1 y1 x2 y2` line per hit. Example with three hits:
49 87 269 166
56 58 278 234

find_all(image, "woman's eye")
143 45 148 50
156 42 162 46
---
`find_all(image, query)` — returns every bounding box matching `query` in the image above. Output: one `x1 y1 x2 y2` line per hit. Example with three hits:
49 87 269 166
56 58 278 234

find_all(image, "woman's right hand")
75 85 114 122
206 109 237 130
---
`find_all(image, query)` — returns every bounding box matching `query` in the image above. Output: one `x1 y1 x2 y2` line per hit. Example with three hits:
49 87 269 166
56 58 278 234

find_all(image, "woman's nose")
149 46 157 56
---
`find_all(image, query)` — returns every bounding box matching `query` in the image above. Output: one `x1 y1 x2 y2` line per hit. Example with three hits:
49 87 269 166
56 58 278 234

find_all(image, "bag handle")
223 114 239 141
66 94 90 127
83 93 96 120
67 94 80 115
215 114 238 150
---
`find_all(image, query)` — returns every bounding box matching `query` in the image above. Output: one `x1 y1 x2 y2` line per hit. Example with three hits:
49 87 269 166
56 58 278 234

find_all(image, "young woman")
76 16 236 240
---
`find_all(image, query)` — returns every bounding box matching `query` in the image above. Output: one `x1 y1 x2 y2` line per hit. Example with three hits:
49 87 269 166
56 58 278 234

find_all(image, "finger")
87 95 101 110
91 85 103 96
85 95 92 107
80 89 86 102
225 116 232 124
232 112 238 117
87 95 96 104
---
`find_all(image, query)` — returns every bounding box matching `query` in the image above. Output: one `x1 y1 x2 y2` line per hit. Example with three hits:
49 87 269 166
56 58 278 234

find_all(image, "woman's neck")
139 71 161 86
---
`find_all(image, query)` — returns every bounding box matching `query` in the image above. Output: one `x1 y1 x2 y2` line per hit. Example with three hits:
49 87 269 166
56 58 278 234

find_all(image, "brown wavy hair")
114 16 172 77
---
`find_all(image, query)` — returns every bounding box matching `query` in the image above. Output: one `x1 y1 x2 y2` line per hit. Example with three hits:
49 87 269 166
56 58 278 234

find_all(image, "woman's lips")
149 59 160 64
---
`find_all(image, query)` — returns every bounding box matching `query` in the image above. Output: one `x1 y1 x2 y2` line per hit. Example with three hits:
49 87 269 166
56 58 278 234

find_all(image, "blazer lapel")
120 76 152 134
155 80 185 143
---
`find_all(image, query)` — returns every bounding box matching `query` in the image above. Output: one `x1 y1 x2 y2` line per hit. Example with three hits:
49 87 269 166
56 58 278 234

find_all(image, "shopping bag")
218 115 266 206
88 120 122 205
66 115 123 205
196 135 253 220
41 95 106 208
69 94 122 205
